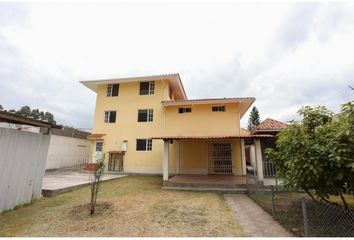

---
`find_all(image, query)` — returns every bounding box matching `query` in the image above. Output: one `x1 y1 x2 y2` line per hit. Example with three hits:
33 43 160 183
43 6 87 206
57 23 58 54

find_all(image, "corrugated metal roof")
152 134 273 140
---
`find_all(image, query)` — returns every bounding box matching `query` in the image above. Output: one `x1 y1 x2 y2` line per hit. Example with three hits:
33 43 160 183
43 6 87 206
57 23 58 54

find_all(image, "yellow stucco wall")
89 79 243 175
90 80 169 173
164 103 241 136
168 139 242 175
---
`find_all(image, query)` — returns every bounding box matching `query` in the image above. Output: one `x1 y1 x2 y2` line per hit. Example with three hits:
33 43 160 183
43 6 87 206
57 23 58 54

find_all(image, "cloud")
0 2 353 130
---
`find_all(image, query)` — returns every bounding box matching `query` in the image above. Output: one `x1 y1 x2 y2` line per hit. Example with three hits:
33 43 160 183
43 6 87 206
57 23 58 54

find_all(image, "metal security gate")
108 152 124 172
208 143 233 174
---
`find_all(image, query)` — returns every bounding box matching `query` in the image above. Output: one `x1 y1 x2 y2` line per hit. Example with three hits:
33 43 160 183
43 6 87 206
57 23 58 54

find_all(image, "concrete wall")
0 127 50 213
45 135 90 170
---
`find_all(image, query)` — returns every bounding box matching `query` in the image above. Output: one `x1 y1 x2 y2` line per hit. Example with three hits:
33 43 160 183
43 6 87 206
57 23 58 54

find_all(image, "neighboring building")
250 118 288 178
45 128 91 170
80 73 272 184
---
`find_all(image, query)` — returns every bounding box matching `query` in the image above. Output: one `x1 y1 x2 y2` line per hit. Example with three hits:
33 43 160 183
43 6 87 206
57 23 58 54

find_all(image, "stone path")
224 194 292 237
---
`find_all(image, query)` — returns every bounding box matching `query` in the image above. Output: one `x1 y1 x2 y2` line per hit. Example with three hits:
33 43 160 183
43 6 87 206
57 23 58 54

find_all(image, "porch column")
240 139 247 175
175 140 180 174
254 139 264 182
163 140 169 181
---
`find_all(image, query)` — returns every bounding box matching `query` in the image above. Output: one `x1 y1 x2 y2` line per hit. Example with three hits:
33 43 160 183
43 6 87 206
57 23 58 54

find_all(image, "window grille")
178 107 192 113
136 139 152 151
208 142 232 174
139 81 155 95
138 109 153 122
107 84 119 97
212 106 225 112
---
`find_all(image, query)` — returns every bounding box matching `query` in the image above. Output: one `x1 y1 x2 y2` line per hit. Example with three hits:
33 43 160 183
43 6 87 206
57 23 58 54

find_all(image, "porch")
153 134 273 190
163 174 247 192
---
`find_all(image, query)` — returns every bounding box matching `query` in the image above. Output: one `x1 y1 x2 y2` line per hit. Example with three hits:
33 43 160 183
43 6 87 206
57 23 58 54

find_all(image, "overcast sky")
0 1 353 130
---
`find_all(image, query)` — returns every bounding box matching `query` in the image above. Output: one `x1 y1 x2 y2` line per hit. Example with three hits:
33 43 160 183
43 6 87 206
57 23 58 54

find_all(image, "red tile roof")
152 134 273 140
253 118 288 132
87 133 106 139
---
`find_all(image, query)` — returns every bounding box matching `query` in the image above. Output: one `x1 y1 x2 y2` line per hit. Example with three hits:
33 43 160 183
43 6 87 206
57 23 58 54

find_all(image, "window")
212 106 226 112
139 81 155 95
107 84 119 97
138 109 153 122
178 107 192 114
136 139 152 151
95 140 103 152
104 111 116 123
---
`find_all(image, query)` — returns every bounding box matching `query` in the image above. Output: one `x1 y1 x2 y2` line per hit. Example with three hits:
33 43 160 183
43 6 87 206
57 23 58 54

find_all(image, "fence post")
302 199 309 237
271 185 275 216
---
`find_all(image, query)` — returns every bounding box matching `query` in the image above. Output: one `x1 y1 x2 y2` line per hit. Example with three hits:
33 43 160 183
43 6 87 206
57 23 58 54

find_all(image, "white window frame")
212 106 226 112
104 111 116 123
178 107 192 114
138 109 153 122
136 139 152 151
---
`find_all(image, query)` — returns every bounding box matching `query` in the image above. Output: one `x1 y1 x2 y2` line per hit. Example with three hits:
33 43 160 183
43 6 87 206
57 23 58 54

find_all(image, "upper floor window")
212 106 225 112
138 109 153 122
140 81 155 95
104 111 116 123
136 139 152 151
107 84 119 97
178 107 192 114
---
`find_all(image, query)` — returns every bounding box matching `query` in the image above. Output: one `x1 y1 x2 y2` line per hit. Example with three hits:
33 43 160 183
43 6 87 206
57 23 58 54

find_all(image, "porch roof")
87 133 106 139
152 134 273 140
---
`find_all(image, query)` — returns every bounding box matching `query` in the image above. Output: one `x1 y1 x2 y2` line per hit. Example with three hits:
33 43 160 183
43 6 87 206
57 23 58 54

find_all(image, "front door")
209 143 232 174
93 140 103 163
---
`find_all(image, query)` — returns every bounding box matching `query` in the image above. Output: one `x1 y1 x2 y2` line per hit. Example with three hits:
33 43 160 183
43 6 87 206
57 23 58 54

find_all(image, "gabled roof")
162 97 256 118
253 118 288 133
80 73 187 100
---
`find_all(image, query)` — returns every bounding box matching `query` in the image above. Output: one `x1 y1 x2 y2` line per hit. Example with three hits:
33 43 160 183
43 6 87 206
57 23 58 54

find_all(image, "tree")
89 152 105 215
266 102 354 209
0 104 3 110
248 106 261 130
17 105 31 116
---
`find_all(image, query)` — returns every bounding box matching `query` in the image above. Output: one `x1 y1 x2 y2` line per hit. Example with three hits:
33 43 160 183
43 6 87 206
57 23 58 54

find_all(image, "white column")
175 140 180 174
254 139 264 182
241 139 247 175
163 140 169 181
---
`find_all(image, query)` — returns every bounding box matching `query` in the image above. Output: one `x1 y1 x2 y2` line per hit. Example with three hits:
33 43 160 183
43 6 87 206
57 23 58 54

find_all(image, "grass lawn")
249 191 354 237
0 176 244 237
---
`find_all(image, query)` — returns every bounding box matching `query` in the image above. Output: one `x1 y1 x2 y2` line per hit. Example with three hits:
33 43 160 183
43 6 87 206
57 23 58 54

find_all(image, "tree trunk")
340 193 348 210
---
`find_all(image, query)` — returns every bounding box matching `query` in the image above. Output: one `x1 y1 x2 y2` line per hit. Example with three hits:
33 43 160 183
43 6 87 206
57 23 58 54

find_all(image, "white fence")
0 127 50 213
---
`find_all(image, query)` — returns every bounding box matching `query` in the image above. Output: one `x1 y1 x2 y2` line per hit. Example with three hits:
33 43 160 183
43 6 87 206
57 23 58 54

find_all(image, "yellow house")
81 73 271 187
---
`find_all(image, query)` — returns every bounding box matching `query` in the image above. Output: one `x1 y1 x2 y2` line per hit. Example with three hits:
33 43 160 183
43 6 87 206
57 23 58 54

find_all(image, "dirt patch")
152 204 207 227
67 201 114 220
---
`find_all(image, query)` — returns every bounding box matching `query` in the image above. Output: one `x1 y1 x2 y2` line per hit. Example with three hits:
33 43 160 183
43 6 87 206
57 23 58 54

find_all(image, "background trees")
0 105 56 124
248 106 261 130
267 100 354 209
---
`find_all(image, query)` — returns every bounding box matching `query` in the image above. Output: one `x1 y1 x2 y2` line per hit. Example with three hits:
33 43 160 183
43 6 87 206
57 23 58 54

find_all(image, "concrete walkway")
224 194 292 237
42 170 126 197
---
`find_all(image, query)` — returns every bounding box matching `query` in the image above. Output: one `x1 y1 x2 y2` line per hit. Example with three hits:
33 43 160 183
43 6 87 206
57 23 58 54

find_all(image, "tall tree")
0 104 3 110
247 106 261 130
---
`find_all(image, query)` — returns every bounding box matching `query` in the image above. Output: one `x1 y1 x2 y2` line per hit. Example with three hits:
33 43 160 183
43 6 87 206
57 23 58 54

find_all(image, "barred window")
212 106 225 112
136 139 152 151
178 107 192 114
107 84 119 97
104 111 116 123
138 109 153 122
139 81 155 95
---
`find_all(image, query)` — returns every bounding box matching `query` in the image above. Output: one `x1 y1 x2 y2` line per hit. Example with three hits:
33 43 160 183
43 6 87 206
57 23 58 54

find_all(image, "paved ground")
224 194 292 237
42 170 126 196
